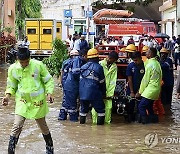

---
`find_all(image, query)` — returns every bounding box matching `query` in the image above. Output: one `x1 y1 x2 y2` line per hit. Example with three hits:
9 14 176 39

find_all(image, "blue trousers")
138 97 154 116
61 94 69 111
80 100 105 115
64 90 79 112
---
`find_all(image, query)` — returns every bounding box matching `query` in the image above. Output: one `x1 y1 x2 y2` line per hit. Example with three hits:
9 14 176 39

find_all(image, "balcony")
159 0 176 12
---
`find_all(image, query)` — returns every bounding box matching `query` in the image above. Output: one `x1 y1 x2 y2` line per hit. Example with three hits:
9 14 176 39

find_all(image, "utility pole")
86 0 90 43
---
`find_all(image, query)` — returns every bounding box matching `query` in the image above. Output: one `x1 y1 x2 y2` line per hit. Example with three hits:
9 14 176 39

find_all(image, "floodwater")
0 66 180 154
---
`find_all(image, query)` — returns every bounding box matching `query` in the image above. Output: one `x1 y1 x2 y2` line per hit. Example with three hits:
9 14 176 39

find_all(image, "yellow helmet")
125 44 137 52
87 48 99 59
160 47 168 53
142 46 149 53
120 47 126 52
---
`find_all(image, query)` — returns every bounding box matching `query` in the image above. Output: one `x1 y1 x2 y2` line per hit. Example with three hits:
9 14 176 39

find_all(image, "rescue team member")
61 50 86 122
91 51 118 124
125 44 137 61
79 48 106 125
159 48 174 105
58 52 71 120
137 47 162 124
126 51 145 122
141 46 148 62
1 47 54 154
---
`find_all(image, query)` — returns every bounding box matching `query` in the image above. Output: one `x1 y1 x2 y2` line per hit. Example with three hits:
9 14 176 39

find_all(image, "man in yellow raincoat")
92 51 118 124
137 47 162 124
2 47 54 154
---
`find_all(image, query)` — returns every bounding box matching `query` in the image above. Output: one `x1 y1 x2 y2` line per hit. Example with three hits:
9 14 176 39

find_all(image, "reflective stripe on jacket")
6 59 54 119
79 60 106 100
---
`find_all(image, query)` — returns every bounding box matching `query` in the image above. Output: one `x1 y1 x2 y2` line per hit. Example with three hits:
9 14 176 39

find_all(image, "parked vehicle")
6 46 17 64
25 19 62 57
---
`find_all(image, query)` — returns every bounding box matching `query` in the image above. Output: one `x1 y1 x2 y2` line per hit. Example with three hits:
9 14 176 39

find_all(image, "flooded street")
0 66 180 154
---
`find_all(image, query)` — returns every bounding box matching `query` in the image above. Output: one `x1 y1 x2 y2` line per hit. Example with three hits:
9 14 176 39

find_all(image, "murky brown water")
0 66 180 154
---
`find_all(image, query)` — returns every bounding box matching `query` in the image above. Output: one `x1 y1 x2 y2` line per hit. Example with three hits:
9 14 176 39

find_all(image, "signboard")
64 10 72 17
85 11 93 18
64 18 71 26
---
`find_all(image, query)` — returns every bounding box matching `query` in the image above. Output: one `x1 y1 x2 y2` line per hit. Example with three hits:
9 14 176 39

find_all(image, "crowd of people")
95 34 180 70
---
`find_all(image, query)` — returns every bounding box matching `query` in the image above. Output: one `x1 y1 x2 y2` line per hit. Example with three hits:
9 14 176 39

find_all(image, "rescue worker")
137 47 162 124
1 47 54 154
141 46 148 62
125 44 137 61
58 53 71 120
91 51 118 124
126 51 145 122
159 48 174 105
79 48 106 125
62 49 86 122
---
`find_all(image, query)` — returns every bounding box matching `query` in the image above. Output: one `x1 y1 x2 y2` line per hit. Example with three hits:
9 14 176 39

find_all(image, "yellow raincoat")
5 59 54 119
139 58 162 100
92 58 117 124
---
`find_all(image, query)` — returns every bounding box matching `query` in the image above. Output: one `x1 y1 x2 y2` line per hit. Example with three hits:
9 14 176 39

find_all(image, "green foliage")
15 0 42 39
42 38 68 77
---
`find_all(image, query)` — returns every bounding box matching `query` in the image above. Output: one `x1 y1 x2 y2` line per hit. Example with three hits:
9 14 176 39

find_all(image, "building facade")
41 0 95 41
159 0 180 38
0 0 15 35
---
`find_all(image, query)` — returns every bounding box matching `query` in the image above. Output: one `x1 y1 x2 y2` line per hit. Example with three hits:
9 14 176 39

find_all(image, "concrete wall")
3 0 15 35
160 0 180 38
161 6 176 37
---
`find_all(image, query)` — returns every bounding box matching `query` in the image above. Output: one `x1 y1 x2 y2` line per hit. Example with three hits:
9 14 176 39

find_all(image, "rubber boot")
43 133 54 154
58 109 67 120
80 116 86 124
69 112 78 122
8 136 17 154
97 116 105 125
141 116 149 124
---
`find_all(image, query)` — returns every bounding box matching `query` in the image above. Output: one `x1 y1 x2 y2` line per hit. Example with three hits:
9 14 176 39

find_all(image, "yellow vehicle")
25 19 62 57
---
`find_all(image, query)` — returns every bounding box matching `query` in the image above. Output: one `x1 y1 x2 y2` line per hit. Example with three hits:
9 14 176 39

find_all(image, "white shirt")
174 43 180 53
73 39 81 51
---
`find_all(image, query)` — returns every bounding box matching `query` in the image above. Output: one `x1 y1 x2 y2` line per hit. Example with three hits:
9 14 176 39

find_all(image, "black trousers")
161 85 174 105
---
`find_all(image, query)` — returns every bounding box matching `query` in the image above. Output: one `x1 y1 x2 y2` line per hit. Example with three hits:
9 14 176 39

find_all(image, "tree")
42 38 68 77
15 0 42 40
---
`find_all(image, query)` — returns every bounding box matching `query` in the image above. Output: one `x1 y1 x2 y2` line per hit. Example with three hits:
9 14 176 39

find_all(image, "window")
74 20 86 34
27 28 36 34
43 29 51 34
57 28 60 33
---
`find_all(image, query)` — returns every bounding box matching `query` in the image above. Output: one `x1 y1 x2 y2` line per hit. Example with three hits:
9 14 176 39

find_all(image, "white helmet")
70 49 79 56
